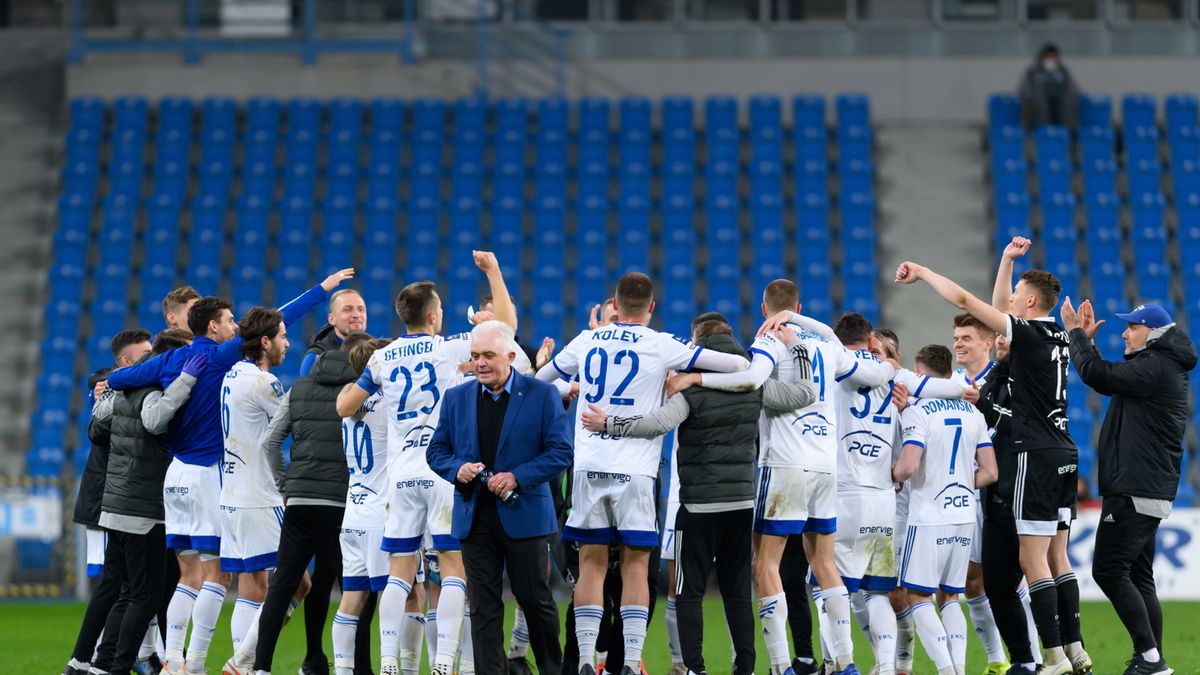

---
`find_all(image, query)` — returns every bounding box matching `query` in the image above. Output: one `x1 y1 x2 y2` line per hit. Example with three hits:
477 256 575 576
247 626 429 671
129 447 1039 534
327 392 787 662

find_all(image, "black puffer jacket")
975 358 1016 516
1068 325 1198 501
102 386 172 520
677 333 762 505
286 350 358 503
74 367 113 527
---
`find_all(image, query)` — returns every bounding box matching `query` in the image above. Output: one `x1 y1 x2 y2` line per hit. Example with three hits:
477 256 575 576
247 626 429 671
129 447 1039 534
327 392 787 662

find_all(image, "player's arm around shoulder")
1067 328 1159 397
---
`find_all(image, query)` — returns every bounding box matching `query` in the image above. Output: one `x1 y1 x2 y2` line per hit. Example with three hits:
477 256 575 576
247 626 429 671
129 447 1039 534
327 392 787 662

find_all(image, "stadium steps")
0 44 63 468
876 121 995 351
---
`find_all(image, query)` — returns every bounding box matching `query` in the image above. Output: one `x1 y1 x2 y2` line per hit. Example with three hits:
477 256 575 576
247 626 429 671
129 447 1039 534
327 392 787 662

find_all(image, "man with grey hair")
426 319 573 674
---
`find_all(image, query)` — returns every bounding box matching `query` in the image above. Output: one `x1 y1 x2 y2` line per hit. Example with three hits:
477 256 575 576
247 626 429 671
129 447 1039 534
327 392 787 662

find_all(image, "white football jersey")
837 360 968 491
550 322 701 477
358 332 472 481
953 360 996 389
900 398 991 526
342 391 390 527
219 360 286 508
751 326 893 472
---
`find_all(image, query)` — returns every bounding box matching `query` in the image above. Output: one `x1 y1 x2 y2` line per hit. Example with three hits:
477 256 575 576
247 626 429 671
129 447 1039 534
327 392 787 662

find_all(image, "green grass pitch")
4 599 1198 674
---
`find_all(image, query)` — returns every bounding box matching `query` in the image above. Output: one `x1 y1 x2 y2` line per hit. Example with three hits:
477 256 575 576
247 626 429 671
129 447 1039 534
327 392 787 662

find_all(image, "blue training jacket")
107 284 329 466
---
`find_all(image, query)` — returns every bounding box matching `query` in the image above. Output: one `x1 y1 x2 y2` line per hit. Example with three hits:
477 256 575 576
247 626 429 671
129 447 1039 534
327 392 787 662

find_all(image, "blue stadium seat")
1121 93 1157 130
795 159 828 196
989 94 1021 128
1169 125 1199 167
1136 263 1171 304
1033 126 1070 166
1079 94 1111 128
995 192 1030 246
1080 126 1114 164
838 159 874 196
1037 158 1071 198
795 126 827 164
1166 93 1198 130
1125 125 1160 164
989 126 1024 165
793 94 826 129
836 93 870 129
1084 191 1120 231
1085 221 1123 268
69 97 105 133
1082 157 1117 197
992 158 1027 196
837 125 872 163
841 192 876 248
201 96 237 132
1041 191 1075 232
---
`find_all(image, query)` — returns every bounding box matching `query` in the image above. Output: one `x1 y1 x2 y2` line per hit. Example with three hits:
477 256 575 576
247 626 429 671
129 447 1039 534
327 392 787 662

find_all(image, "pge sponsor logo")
403 425 435 453
848 440 882 458
943 494 971 508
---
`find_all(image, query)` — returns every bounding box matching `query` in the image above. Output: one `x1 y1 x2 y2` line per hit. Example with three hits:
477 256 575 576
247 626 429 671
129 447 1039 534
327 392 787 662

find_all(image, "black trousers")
353 591 378 675
254 505 344 672
463 497 562 675
675 505 756 675
781 533 814 661
1092 495 1165 655
980 510 1036 665
160 549 180 643
71 531 122 663
92 525 168 675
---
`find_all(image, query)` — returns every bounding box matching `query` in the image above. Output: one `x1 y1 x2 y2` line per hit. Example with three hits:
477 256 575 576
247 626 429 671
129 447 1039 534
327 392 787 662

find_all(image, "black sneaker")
792 659 820 675
1005 666 1037 675
299 655 331 675
62 664 88 675
507 656 534 675
1123 653 1173 675
578 666 597 675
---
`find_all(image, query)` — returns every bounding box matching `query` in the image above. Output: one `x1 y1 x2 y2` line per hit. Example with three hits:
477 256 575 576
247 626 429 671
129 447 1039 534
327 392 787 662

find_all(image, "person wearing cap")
1060 299 1196 675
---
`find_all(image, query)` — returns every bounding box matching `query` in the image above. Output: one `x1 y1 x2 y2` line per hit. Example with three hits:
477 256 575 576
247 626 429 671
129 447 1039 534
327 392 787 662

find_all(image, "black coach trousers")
70 535 122 663
980 510 1036 665
92 525 168 674
253 504 344 672
675 505 756 675
463 495 562 675
1092 495 1165 655
781 533 814 662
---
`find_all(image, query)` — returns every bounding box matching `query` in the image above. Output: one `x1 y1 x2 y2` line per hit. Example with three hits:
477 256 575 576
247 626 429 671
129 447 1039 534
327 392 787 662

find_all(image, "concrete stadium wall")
67 54 1200 122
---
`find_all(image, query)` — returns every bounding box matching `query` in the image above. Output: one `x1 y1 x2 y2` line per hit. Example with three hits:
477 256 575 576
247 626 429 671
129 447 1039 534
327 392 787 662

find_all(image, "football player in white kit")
761 310 974 675
215 308 293 656
535 272 751 675
330 335 399 675
894 345 998 675
685 280 895 675
337 251 516 675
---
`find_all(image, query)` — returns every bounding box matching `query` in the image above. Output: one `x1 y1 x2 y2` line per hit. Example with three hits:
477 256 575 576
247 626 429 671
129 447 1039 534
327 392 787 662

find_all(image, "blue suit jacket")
426 370 573 540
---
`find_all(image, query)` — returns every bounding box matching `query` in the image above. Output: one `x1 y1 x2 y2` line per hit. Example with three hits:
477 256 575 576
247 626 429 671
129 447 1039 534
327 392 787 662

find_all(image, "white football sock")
164 584 198 669
230 598 260 653
400 612 425 674
1017 584 1043 665
966 595 1007 663
139 616 158 660
850 591 875 647
508 606 529 659
184 581 227 671
666 596 682 663
896 605 915 669
379 576 412 661
620 605 649 666
460 607 475 673
759 592 791 668
434 577 467 668
232 603 262 669
332 612 358 675
574 604 603 668
911 601 953 671
824 585 854 667
866 592 898 672
940 600 968 670
1143 647 1161 662
424 610 438 669
814 588 834 665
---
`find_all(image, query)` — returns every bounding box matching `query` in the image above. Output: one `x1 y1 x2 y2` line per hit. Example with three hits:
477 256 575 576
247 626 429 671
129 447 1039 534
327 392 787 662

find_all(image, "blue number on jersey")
390 362 439 421
812 348 826 402
220 385 231 439
583 347 641 406
945 417 963 474
352 420 373 473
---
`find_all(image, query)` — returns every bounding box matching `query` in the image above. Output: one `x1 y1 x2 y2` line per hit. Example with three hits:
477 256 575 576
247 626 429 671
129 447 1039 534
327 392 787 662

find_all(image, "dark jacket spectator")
1019 43 1081 129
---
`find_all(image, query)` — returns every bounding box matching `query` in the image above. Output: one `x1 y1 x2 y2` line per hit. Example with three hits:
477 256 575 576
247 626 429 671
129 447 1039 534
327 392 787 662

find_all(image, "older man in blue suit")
427 320 574 675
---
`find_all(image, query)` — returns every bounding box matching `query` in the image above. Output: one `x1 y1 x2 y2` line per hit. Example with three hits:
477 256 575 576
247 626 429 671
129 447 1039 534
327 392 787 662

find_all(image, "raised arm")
895 261 1010 336
337 380 372 418
1067 328 1158 398
474 251 517 331
106 351 172 392
993 237 1030 310
757 310 837 342
839 351 897 388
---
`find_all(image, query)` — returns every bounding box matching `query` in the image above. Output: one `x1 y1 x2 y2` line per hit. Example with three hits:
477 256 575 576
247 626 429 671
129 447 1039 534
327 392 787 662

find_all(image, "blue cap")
1114 303 1172 329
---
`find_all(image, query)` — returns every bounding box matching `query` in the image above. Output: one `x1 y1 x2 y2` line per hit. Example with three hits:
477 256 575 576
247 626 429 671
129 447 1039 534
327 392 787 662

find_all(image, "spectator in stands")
1019 43 1081 129
1061 299 1196 675
162 286 200 334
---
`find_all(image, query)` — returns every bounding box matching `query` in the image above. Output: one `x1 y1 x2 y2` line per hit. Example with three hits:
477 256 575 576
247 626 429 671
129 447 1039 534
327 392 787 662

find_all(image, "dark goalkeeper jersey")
1006 315 1076 453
